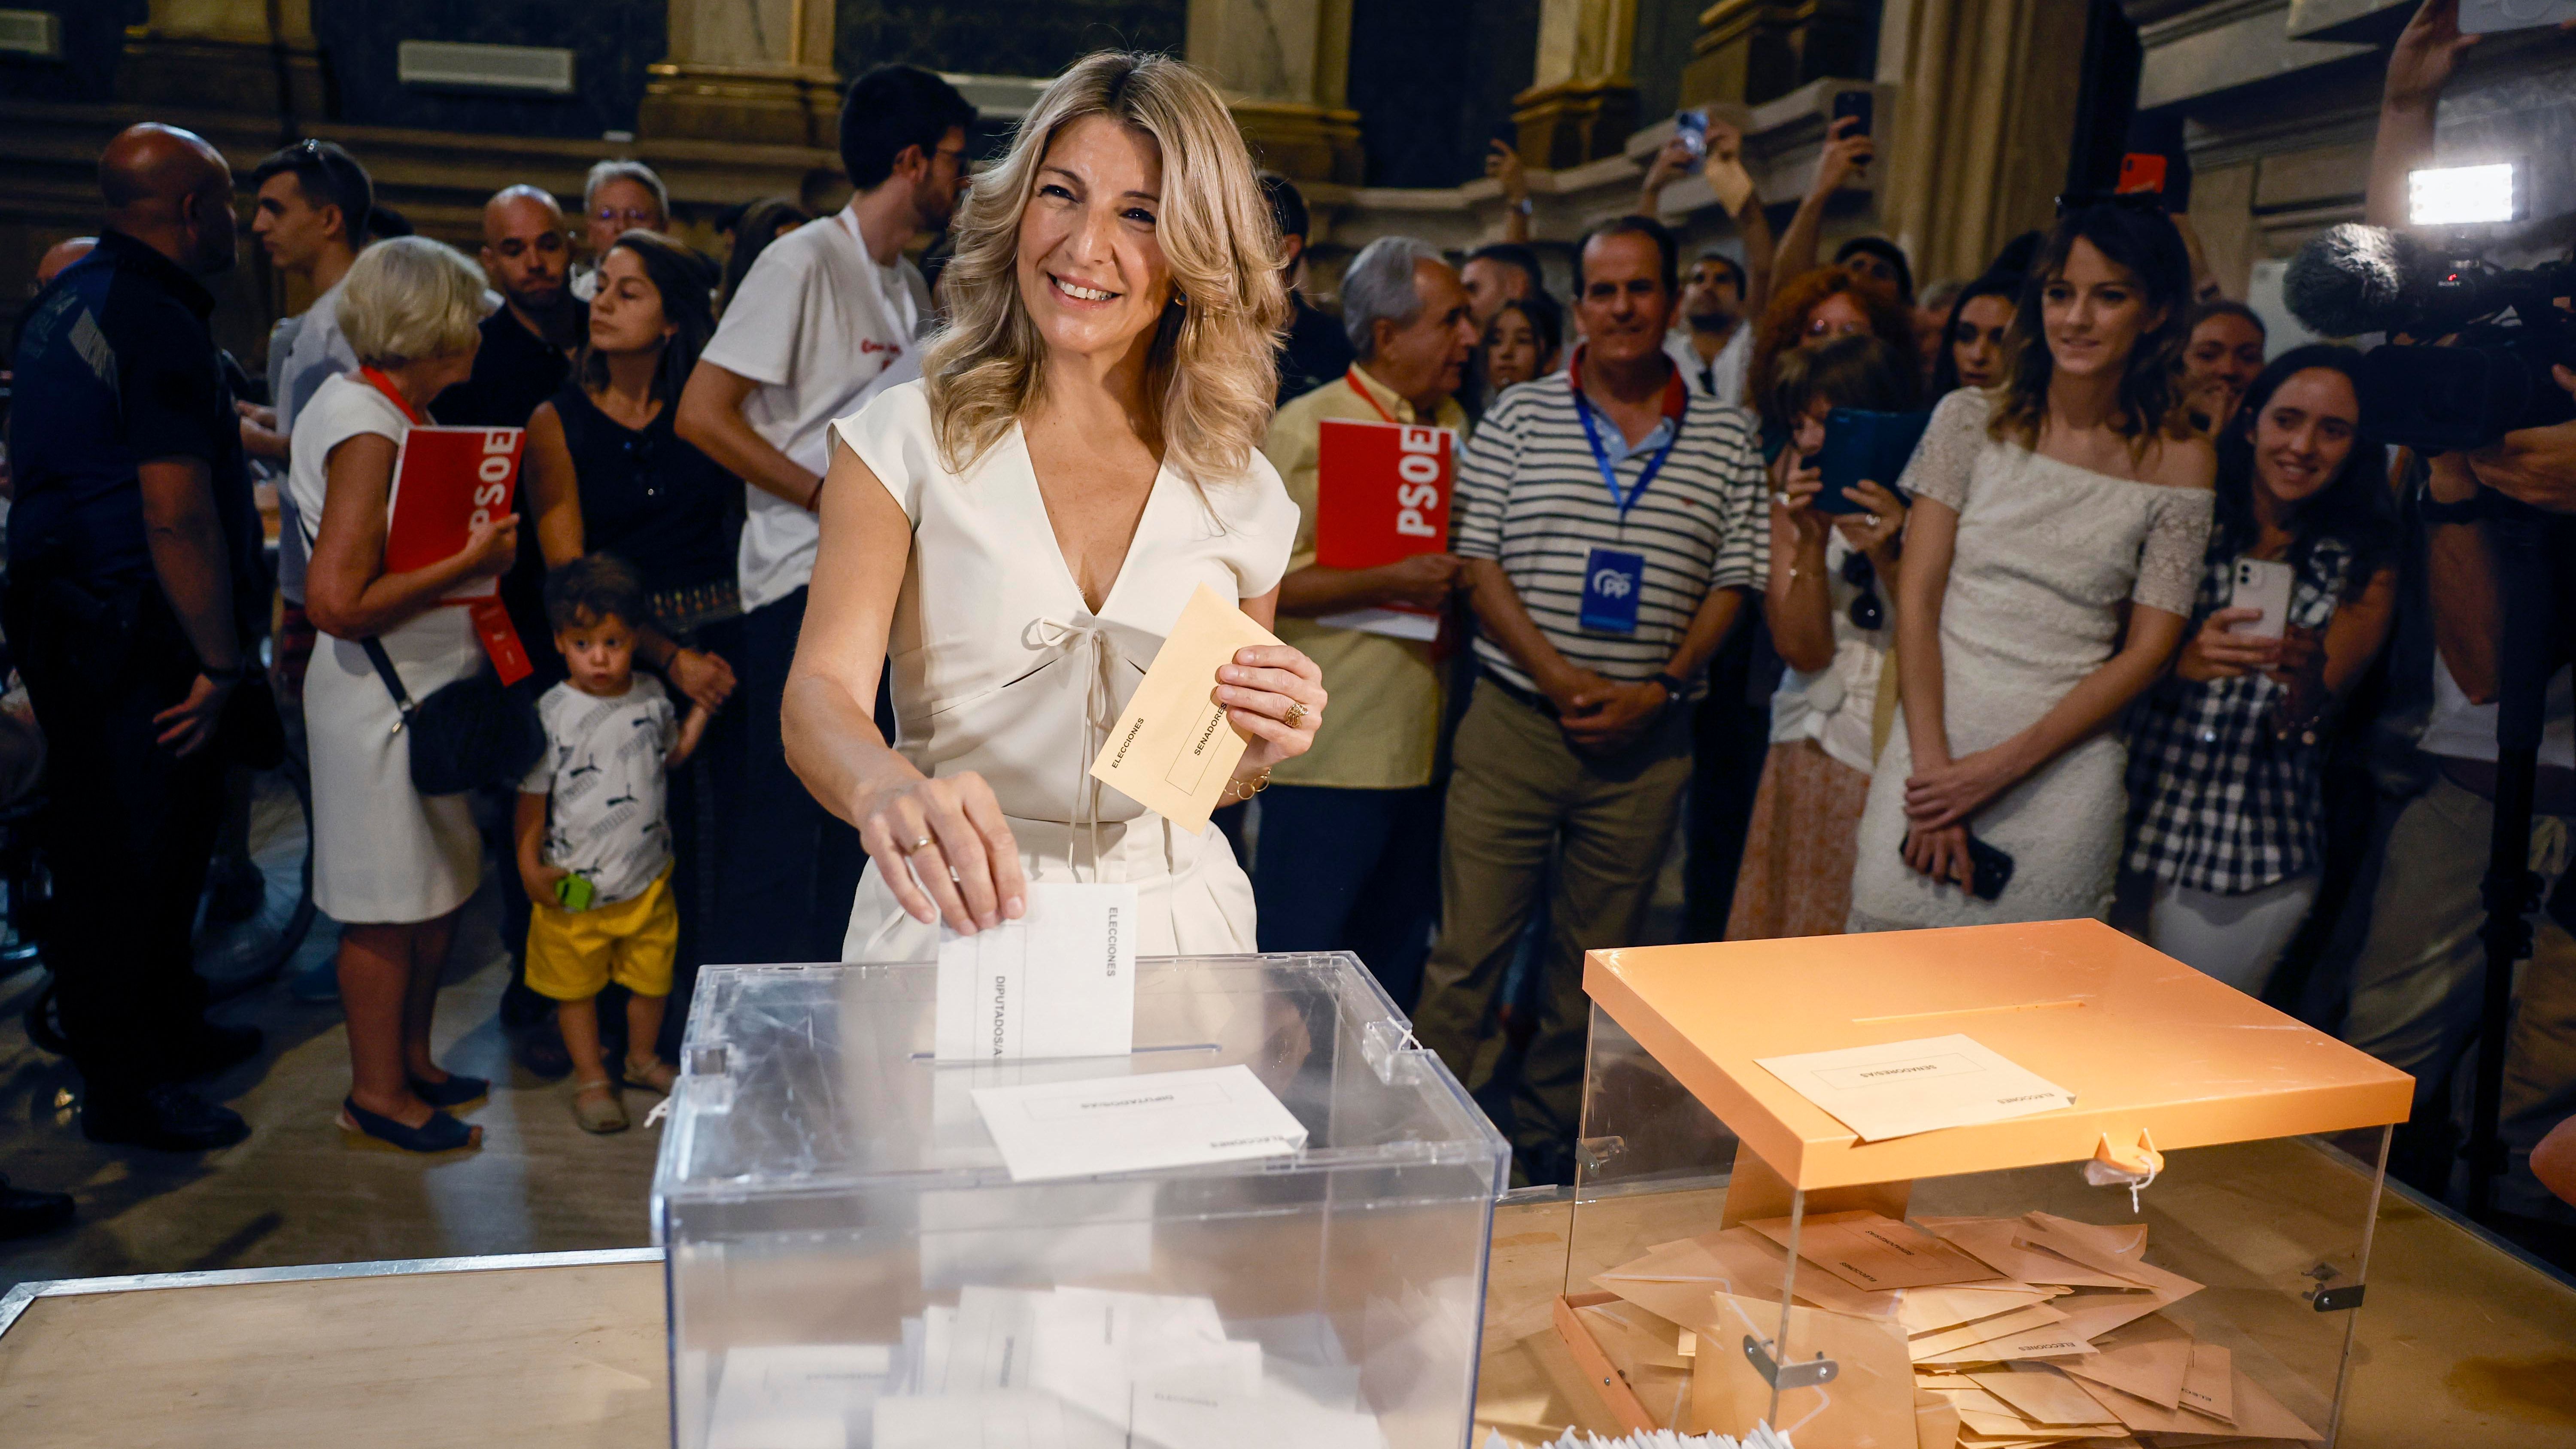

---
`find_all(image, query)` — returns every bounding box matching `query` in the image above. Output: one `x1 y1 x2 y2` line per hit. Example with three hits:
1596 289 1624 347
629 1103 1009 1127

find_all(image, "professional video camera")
2284 163 2576 453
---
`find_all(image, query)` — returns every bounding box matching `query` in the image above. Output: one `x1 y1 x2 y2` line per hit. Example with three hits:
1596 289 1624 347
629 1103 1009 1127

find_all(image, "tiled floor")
0 772 662 1296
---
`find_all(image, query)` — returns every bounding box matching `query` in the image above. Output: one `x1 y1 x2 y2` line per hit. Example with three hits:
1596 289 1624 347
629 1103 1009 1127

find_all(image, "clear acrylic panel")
1559 1002 2392 1445
656 953 1509 1449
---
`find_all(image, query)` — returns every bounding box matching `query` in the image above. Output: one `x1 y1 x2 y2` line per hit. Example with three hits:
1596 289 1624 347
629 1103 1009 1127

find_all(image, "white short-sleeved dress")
289 372 485 925
829 382 1300 963
1846 389 2213 931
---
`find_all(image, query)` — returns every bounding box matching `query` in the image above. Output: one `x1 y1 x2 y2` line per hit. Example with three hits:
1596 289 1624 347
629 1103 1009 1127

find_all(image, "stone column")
1682 0 1879 108
641 0 840 148
1185 0 1364 185
1514 0 1642 169
119 0 327 125
1875 0 2092 285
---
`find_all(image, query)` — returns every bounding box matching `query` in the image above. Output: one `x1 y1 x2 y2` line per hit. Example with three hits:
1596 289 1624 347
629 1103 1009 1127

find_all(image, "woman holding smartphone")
1847 203 2214 930
1728 334 1914 939
2124 346 2396 992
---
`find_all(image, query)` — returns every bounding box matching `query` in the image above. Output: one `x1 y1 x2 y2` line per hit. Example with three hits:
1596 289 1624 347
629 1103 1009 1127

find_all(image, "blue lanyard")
1572 388 1680 518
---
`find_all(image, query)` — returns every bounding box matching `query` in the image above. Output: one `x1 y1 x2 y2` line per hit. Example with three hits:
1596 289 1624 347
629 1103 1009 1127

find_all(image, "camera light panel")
2409 163 2519 228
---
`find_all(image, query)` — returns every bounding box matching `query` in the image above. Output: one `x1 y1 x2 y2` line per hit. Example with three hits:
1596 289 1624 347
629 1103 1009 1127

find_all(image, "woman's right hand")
855 769 1028 934
2175 606 2279 682
458 513 521 581
1773 448 1829 547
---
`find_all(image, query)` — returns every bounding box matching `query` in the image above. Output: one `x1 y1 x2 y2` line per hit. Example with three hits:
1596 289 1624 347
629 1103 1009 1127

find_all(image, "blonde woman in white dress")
787 52 1328 960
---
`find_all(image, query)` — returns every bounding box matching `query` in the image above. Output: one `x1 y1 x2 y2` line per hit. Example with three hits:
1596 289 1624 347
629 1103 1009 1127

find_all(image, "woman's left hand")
668 647 737 712
1903 746 2017 831
1833 479 1907 557
1218 644 1327 775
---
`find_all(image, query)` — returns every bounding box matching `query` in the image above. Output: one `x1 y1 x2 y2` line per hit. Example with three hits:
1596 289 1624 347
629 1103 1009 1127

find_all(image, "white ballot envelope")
1755 1033 2075 1142
1088 584 1281 835
972 1063 1309 1182
936 882 1138 1062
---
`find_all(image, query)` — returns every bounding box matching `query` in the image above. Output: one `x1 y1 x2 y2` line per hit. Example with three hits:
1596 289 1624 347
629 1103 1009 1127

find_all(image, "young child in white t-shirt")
516 555 710 1133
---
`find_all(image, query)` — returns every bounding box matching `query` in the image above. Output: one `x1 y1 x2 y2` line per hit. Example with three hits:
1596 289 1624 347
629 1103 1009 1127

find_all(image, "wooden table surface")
2 1153 2571 1448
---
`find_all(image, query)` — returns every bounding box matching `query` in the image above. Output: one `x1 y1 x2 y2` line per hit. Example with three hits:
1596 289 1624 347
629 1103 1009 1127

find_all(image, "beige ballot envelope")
1689 1289 1915 1446
1088 584 1282 835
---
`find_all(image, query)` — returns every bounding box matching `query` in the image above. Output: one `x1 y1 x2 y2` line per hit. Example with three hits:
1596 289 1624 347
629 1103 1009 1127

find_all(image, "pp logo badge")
1579 547 1646 634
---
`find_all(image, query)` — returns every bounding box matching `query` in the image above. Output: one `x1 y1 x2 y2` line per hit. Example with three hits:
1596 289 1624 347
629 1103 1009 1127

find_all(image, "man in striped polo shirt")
1415 216 1768 1181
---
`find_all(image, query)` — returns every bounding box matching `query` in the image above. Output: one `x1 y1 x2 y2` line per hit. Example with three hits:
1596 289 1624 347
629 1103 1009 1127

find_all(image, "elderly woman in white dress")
786 52 1328 959
297 238 519 1152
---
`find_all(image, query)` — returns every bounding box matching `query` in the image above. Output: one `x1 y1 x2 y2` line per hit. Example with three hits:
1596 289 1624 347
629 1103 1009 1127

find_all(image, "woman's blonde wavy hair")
921 51 1287 485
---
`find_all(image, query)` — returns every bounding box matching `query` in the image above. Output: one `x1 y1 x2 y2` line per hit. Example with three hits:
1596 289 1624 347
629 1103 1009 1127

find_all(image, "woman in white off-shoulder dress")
1847 205 2214 931
784 53 1329 962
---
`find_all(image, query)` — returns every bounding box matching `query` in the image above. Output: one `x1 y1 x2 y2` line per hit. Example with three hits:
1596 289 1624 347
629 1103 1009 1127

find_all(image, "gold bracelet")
1221 769 1272 804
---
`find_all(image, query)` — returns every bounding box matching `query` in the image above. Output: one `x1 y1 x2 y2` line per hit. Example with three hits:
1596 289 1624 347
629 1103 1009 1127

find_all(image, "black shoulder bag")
358 639 544 796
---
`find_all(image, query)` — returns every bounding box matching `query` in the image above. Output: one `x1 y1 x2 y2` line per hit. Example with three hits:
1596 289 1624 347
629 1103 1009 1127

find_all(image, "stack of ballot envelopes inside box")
1557 920 2414 1448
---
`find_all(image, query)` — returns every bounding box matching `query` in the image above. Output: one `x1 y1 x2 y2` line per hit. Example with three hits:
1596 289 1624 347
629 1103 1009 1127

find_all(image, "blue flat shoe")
338 1097 480 1154
408 1073 489 1110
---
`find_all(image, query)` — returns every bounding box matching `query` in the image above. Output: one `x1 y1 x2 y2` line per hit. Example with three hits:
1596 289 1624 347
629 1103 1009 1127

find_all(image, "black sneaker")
82 1084 251 1151
171 1022 265 1080
0 1175 75 1239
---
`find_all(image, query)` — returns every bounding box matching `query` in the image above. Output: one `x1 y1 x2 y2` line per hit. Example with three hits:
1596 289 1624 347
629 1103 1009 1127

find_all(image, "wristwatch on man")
1647 671 1688 707
2416 489 2482 526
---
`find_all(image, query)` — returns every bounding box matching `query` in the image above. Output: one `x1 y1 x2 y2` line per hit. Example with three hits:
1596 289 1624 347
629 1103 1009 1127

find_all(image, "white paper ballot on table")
972 1063 1309 1182
1755 1033 2075 1142
936 882 1138 1061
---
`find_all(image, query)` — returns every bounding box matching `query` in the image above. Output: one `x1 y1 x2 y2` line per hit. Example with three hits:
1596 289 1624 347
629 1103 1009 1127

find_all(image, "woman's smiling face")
1015 114 1173 366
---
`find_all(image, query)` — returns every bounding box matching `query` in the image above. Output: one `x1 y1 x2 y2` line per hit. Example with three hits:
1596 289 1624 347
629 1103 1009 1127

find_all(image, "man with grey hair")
575 158 671 300
1252 235 1479 1009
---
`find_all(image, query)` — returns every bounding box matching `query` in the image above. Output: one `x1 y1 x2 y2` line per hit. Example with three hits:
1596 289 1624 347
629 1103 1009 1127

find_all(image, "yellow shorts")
526 865 677 1001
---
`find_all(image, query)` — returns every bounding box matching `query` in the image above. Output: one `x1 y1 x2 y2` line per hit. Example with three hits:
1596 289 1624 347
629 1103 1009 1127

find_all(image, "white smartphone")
2228 556 2294 639
2460 0 2576 34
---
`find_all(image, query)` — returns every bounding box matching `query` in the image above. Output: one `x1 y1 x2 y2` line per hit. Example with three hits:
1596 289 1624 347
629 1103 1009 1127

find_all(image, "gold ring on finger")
1283 702 1308 729
906 835 934 854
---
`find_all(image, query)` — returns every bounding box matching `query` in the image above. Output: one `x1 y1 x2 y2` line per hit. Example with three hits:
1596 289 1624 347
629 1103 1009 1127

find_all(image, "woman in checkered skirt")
2123 345 2398 993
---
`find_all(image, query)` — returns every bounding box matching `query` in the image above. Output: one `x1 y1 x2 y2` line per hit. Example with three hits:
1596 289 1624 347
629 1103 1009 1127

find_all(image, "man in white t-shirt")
676 63 975 963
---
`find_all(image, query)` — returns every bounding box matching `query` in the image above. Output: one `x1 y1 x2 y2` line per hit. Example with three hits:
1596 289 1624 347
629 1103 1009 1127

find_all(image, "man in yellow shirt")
1256 237 1480 1009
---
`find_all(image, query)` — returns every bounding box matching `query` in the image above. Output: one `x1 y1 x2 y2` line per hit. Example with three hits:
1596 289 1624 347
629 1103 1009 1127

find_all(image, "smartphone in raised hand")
2229 557 2295 640
1674 108 1708 161
1831 90 1874 139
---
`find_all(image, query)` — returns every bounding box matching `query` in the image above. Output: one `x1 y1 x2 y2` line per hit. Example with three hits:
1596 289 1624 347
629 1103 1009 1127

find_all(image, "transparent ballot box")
653 952 1510 1449
1554 920 2412 1447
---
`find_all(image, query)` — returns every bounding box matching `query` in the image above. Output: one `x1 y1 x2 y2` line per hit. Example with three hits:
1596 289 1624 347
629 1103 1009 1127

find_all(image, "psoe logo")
1590 568 1633 598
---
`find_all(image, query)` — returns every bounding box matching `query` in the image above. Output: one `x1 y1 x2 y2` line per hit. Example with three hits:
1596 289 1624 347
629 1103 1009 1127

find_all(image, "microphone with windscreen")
2281 222 2576 451
2281 223 2429 338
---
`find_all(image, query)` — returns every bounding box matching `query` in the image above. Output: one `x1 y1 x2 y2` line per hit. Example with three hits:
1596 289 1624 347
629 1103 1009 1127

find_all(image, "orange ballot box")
1553 920 2413 1449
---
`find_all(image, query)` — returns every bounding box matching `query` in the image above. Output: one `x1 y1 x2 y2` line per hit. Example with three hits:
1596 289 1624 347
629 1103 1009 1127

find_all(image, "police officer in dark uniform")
6 123 274 1150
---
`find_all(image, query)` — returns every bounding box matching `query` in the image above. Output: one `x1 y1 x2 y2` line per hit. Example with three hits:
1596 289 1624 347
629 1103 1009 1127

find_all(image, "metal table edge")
0 1245 666 1340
